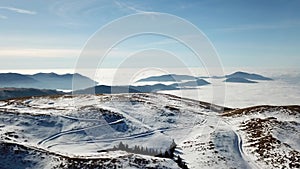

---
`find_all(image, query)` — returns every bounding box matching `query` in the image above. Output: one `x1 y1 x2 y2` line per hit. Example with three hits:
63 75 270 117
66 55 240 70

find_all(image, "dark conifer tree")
177 155 182 164
118 142 125 150
164 150 170 158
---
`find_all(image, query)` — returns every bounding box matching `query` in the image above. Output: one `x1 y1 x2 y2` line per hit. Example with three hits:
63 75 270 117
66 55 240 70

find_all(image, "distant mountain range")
172 79 210 87
0 71 273 100
74 79 212 95
136 74 197 82
0 73 97 90
74 83 178 94
0 71 272 91
0 81 210 100
137 71 273 84
0 73 38 85
0 84 179 100
0 88 63 100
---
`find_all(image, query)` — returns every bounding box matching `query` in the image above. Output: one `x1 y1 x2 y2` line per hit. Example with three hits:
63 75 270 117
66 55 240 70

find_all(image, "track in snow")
234 131 260 169
37 118 125 145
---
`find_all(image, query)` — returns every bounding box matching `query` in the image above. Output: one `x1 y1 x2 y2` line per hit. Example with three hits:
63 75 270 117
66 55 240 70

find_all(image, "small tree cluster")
156 140 188 169
112 140 188 169
112 142 161 156
155 139 176 158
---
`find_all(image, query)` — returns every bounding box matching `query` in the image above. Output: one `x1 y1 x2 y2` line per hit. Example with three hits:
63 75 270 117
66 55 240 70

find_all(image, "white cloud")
0 48 79 58
113 0 146 13
214 21 300 32
0 6 36 15
0 14 7 19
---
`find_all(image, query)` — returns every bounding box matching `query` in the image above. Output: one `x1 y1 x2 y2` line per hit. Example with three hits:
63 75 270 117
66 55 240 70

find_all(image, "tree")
169 139 177 158
118 142 125 150
145 147 149 155
164 150 171 158
112 145 117 150
170 139 177 149
177 155 182 164
176 155 188 169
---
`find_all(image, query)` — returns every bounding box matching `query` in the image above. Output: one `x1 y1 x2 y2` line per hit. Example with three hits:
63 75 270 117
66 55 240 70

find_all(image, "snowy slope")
222 106 300 169
0 93 299 169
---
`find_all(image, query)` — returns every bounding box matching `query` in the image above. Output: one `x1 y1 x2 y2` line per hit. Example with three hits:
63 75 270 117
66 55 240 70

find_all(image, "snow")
223 107 300 169
0 93 299 168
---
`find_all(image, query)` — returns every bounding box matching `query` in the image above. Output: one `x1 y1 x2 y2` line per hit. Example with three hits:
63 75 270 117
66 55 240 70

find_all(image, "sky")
0 0 300 70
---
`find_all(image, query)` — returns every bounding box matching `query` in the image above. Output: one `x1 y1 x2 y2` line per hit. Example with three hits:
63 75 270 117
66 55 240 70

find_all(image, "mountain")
136 74 198 82
131 83 178 92
226 71 273 81
0 73 97 90
0 73 38 87
136 72 272 83
0 93 298 168
74 83 178 94
224 77 258 83
0 88 63 100
175 79 210 87
74 85 140 94
29 73 97 90
0 79 206 100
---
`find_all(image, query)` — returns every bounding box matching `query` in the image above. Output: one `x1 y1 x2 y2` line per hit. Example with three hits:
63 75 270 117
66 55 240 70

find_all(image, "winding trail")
37 119 125 145
224 119 260 169
39 122 189 149
234 131 260 169
38 106 156 146
45 127 171 148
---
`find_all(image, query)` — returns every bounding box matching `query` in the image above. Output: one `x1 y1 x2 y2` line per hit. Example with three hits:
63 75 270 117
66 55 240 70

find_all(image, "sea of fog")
0 67 299 108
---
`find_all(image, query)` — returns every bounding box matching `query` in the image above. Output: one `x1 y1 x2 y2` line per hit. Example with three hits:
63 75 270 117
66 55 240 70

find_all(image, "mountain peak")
226 71 272 81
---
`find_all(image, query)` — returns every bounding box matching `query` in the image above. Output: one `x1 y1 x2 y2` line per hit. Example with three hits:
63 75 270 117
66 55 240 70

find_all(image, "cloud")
0 6 36 15
0 48 79 58
214 21 300 32
113 0 146 13
0 14 7 19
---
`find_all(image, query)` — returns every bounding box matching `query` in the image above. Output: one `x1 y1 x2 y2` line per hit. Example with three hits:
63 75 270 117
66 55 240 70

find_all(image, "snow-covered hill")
0 93 299 168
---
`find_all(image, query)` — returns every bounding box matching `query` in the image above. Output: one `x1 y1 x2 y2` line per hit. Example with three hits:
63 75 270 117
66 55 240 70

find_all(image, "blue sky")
0 0 299 69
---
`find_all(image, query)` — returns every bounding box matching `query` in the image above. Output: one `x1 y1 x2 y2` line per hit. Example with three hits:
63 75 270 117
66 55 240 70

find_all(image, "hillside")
0 88 63 100
0 93 298 168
